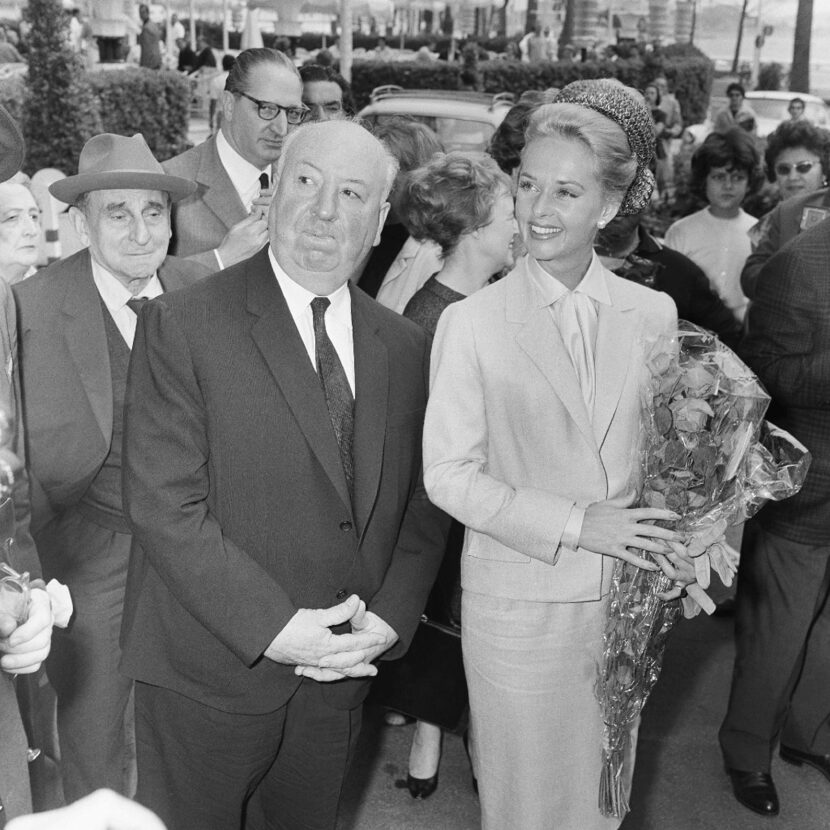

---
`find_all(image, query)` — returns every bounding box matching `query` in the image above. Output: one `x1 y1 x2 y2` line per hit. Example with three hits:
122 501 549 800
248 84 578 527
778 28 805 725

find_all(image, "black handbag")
368 614 468 732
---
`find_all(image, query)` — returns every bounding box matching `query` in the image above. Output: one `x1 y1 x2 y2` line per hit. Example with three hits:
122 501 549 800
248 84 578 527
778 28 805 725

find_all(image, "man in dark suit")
121 119 447 830
14 133 208 802
720 216 830 816
163 47 307 271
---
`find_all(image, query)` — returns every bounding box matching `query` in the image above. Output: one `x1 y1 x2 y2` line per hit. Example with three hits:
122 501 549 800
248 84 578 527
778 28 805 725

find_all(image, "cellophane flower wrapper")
596 322 811 818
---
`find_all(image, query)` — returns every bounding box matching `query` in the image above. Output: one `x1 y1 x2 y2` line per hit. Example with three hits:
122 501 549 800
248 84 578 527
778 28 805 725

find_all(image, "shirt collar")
89 256 162 314
526 251 612 308
267 246 352 327
216 129 268 188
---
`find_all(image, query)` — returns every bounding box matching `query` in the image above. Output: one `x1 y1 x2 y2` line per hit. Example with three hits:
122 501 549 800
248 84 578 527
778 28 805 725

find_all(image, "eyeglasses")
774 161 817 177
237 91 309 124
708 171 748 185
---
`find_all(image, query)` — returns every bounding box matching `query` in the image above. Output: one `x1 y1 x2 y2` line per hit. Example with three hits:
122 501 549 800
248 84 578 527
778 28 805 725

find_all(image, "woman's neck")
707 204 741 220
435 249 498 296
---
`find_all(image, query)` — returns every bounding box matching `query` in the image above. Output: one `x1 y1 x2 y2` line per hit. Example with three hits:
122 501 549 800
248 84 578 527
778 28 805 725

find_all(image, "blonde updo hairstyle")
401 151 512 259
524 103 638 212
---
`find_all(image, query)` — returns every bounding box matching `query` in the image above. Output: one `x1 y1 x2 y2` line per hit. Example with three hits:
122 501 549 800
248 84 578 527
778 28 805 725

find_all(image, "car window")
367 113 496 152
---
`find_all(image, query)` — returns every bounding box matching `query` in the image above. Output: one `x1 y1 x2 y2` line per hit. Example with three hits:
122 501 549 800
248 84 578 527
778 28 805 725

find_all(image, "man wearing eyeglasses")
163 48 308 271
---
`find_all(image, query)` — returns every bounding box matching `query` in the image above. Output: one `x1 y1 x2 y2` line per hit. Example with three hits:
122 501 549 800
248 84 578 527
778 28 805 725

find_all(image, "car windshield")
368 113 496 152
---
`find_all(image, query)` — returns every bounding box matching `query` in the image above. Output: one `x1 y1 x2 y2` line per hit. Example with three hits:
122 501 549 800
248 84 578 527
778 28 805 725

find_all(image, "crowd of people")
0 43 828 830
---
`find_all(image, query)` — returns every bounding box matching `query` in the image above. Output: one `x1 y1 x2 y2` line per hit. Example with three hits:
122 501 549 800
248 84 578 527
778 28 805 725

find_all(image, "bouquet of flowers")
596 322 811 818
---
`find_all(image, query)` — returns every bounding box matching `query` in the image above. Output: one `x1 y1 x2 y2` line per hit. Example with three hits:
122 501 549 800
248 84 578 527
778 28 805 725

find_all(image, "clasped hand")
0 588 54 675
579 494 696 599
265 594 398 683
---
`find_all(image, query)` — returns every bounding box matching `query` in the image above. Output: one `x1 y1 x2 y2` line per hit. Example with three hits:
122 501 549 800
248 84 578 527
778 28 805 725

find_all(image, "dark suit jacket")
741 187 830 300
740 217 830 545
120 247 447 714
13 249 207 535
163 136 248 271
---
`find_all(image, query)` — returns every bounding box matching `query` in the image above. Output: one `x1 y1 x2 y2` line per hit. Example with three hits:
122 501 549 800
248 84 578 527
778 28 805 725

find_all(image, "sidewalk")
338 611 830 829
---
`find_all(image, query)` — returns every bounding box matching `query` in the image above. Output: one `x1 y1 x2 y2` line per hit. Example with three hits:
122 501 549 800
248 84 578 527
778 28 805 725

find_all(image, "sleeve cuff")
560 504 586 551
214 249 224 271
45 580 73 628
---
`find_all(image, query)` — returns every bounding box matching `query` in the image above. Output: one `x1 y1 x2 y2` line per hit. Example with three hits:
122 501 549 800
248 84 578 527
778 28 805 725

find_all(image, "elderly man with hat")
13 133 208 802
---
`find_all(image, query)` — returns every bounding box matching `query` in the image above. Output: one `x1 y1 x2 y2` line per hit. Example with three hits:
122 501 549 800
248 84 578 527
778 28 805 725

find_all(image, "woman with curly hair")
665 128 763 322
371 151 516 800
764 118 830 203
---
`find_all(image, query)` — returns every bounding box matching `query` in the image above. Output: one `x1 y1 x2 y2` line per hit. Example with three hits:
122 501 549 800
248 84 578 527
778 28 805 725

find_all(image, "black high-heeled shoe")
395 772 439 799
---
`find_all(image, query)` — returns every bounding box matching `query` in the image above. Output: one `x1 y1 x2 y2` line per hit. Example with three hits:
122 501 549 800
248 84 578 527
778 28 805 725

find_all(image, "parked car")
684 90 830 145
357 86 515 152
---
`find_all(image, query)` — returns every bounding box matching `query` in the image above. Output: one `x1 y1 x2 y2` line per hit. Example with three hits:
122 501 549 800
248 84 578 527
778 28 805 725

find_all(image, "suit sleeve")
741 242 830 409
368 335 450 656
423 303 573 566
741 205 782 300
123 300 296 667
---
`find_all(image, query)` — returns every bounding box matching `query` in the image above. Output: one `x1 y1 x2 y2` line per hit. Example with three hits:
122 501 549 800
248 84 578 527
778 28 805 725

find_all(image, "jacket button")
336 589 347 599
339 521 353 532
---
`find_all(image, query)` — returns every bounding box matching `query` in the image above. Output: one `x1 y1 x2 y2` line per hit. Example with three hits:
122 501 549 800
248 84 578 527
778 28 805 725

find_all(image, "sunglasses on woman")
775 161 817 176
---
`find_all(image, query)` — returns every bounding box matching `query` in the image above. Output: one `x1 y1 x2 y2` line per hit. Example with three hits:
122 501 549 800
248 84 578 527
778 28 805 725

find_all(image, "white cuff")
45 580 73 628
560 504 586 551
213 249 224 271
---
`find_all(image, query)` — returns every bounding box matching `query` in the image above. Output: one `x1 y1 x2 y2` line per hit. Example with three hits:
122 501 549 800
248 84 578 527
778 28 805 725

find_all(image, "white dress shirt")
268 247 355 395
527 252 612 550
216 129 269 213
90 258 163 349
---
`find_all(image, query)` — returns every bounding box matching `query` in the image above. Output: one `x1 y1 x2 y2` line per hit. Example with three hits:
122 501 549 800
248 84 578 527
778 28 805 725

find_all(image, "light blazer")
163 135 248 271
13 248 207 533
119 247 447 714
424 255 677 604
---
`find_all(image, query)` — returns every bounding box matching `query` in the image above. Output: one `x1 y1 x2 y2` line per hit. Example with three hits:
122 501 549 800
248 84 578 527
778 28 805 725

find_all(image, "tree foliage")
23 0 101 174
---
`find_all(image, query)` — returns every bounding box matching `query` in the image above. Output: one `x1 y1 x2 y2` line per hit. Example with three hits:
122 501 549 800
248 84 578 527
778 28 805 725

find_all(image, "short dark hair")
487 100 543 175
726 82 745 98
221 54 235 72
224 47 299 95
690 128 763 200
764 119 830 182
299 63 355 115
789 97 805 108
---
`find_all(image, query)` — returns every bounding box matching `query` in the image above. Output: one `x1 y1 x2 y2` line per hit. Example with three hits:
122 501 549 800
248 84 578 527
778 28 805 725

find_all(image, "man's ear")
69 205 91 248
221 90 235 127
373 201 391 246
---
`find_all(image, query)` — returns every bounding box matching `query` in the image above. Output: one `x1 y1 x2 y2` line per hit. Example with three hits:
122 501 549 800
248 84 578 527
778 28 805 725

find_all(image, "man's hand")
579 493 682 570
0 588 53 674
250 187 274 221
264 594 387 682
7 788 166 830
216 213 269 268
295 604 398 682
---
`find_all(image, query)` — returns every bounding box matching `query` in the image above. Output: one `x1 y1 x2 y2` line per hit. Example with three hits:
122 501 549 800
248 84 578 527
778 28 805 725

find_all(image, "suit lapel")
350 287 388 538
60 250 112 441
245 250 353 513
592 297 633 450
508 264 595 448
197 138 247 231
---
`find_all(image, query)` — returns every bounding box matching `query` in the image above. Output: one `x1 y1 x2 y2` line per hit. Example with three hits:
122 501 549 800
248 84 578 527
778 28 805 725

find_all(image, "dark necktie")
259 172 270 191
310 297 354 493
127 296 149 315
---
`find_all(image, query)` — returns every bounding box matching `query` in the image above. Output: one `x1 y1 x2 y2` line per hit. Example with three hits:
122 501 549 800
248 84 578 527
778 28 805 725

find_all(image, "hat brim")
49 171 197 205
0 105 25 183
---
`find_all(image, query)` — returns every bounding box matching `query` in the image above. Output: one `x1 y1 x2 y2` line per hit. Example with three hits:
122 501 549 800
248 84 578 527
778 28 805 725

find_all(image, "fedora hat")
0 103 24 183
50 133 196 204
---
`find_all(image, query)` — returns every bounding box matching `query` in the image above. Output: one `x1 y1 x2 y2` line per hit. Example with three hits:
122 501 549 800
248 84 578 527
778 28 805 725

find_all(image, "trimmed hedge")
89 69 191 162
350 54 714 126
0 67 190 173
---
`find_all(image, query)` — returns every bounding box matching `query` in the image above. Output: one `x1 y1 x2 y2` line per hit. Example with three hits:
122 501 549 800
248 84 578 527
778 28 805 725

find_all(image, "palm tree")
790 0 813 92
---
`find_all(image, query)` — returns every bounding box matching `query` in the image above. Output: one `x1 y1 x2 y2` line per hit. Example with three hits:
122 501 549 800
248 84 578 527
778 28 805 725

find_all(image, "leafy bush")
89 69 191 161
351 54 713 127
757 63 783 91
23 0 101 175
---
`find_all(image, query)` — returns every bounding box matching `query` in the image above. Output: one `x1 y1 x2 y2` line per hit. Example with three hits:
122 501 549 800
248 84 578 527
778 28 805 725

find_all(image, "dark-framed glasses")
237 91 309 124
775 160 817 177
